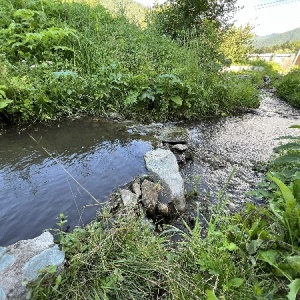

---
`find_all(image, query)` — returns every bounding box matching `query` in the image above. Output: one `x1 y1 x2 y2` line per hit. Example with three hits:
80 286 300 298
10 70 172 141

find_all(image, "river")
0 91 299 246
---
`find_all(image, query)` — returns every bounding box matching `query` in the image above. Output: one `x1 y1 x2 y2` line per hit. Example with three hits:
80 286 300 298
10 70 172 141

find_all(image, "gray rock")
172 144 188 152
132 181 141 199
144 149 185 212
22 245 65 282
0 288 6 300
0 253 15 272
0 232 64 300
159 127 190 144
120 189 138 207
141 180 159 216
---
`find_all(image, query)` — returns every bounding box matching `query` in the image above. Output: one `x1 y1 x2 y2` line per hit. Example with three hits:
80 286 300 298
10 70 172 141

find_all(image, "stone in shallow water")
144 149 185 212
159 126 190 144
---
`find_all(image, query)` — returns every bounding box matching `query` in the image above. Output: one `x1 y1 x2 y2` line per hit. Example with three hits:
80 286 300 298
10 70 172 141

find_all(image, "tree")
151 0 239 39
220 24 255 63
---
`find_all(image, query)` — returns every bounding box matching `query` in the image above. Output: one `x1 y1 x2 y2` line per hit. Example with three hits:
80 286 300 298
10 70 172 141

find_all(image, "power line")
254 0 300 9
254 0 285 8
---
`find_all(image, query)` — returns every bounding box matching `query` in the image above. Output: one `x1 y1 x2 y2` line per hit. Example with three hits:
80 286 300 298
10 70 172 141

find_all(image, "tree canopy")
151 0 239 39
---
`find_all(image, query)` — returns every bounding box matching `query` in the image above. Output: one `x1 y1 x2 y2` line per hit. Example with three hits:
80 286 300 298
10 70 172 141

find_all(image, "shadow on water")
0 118 153 246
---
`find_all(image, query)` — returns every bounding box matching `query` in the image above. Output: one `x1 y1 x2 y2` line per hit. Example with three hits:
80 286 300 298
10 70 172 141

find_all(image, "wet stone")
172 144 188 152
159 126 190 144
120 189 138 207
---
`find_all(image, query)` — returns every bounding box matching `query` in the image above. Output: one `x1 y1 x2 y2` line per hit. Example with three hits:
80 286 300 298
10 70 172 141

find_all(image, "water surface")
0 118 153 246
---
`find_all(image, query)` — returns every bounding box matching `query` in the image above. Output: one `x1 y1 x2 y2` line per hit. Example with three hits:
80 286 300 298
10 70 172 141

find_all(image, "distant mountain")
254 27 300 49
99 0 147 25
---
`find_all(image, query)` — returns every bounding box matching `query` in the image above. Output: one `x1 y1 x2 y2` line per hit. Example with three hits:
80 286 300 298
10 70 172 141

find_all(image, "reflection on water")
0 119 153 246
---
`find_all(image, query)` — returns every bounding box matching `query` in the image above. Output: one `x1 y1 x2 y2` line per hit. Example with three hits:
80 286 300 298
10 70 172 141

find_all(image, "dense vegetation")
254 27 300 51
276 67 300 108
0 0 259 125
28 126 300 299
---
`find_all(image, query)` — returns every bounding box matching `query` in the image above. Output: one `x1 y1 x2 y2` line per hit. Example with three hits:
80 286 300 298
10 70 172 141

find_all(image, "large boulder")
144 149 185 212
0 232 65 300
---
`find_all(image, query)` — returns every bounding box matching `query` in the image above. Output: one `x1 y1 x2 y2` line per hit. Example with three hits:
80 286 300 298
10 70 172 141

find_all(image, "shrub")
276 67 300 108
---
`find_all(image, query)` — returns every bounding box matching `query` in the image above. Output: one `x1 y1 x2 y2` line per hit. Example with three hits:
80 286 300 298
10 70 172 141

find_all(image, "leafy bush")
276 68 300 108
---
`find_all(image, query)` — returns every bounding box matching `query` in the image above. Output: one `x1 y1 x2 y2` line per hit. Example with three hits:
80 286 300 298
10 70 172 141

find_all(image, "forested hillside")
254 27 300 50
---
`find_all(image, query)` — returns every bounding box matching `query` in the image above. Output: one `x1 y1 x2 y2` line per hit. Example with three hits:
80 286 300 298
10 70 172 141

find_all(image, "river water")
0 92 299 246
0 119 153 246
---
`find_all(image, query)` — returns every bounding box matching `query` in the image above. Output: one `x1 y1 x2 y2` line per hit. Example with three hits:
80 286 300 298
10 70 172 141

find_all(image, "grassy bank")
0 0 260 125
28 125 300 300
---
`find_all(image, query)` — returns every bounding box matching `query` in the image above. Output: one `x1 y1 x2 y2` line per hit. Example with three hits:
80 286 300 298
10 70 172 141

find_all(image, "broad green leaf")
206 289 218 300
258 250 292 281
228 278 244 288
273 154 300 165
293 179 300 201
274 143 300 153
267 174 296 215
287 256 300 272
287 278 300 300
170 96 182 106
246 239 263 255
258 249 279 265
275 135 299 140
290 125 300 129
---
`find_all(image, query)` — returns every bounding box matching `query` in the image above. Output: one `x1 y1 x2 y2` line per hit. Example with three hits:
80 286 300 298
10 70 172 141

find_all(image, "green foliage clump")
220 24 255 64
276 68 300 108
0 0 260 124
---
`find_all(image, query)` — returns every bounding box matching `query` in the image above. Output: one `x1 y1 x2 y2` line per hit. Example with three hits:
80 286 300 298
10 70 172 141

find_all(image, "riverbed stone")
141 179 159 216
132 181 141 199
144 149 185 212
120 189 138 207
159 126 190 144
172 144 188 152
0 232 65 300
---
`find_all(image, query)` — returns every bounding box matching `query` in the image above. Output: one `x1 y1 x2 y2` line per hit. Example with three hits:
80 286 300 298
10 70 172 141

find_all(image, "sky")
135 0 300 36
